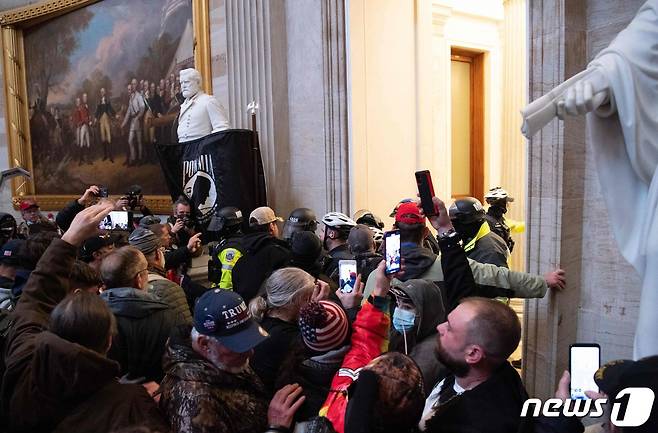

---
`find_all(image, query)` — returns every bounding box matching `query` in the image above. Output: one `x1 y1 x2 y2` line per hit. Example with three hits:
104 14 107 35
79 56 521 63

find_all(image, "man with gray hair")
159 288 270 433
177 67 230 142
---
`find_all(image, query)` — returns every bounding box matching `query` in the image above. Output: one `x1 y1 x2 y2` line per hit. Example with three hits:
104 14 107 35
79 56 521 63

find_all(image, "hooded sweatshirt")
390 279 447 391
231 231 291 302
101 286 177 381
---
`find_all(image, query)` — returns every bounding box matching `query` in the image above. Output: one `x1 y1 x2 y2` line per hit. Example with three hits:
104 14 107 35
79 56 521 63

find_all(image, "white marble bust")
177 68 230 142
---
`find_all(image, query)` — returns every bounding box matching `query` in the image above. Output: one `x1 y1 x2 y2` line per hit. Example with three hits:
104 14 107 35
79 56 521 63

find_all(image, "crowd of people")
0 184 655 433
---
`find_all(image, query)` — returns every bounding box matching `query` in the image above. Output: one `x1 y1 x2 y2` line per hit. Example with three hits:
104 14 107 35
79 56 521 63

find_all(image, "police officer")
281 207 319 244
207 207 244 289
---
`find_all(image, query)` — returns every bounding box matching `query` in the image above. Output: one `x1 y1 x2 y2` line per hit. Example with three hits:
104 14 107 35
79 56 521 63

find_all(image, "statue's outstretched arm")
521 67 614 138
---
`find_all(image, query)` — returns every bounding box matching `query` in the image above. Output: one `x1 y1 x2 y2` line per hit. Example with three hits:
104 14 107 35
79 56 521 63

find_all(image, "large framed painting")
0 0 212 213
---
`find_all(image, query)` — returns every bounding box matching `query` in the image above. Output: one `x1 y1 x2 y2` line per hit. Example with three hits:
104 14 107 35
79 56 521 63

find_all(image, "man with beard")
419 296 529 433
417 195 531 433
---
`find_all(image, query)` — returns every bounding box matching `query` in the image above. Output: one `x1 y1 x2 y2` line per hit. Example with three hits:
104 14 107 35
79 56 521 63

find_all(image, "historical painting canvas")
24 0 194 196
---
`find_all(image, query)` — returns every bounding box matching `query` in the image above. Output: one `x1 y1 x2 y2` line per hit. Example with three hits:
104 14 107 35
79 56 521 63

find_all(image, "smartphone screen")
99 211 131 231
415 170 437 216
339 260 358 293
569 344 600 399
384 230 401 275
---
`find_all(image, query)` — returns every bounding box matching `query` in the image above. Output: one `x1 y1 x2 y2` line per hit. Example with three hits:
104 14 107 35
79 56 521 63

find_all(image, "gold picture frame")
0 0 212 214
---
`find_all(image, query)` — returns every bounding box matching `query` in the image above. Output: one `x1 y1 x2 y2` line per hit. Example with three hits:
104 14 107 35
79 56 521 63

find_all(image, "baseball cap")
194 289 269 353
79 235 114 261
595 356 658 398
19 199 39 212
249 206 283 226
0 239 24 266
395 202 425 225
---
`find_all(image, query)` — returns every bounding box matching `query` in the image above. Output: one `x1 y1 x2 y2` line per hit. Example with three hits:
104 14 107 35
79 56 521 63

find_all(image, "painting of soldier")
22 0 215 196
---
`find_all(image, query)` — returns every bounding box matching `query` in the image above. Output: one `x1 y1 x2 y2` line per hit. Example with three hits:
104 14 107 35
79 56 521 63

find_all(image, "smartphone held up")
415 170 437 216
569 343 601 399
339 260 358 293
384 230 401 275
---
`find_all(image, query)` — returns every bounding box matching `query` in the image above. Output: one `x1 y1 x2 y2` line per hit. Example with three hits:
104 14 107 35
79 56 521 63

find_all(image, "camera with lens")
167 214 195 229
97 186 109 198
125 185 143 211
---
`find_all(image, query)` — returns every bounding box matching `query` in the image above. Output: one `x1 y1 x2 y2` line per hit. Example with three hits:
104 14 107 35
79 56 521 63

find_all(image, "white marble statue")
521 0 658 359
177 68 230 142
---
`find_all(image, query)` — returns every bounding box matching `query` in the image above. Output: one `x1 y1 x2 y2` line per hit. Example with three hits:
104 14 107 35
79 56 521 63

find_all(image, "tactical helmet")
282 208 319 242
0 213 17 246
484 187 514 205
207 206 243 232
449 197 486 225
353 209 385 229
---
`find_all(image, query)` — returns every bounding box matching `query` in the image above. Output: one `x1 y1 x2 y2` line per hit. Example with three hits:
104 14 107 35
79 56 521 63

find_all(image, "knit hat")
128 227 159 255
299 300 349 353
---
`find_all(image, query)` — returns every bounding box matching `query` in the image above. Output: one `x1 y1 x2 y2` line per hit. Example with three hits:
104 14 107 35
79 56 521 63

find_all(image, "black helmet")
0 213 17 246
353 209 385 229
207 206 243 232
282 208 318 241
449 197 486 225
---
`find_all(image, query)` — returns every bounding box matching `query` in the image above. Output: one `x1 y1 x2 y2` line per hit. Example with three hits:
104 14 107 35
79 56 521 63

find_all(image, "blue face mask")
392 307 416 333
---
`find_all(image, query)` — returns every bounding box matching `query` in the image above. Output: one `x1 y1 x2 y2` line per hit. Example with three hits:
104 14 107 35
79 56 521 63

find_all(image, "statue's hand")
557 80 609 120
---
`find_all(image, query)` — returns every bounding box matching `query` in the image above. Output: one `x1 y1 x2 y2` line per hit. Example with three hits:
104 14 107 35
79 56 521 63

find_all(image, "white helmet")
369 226 384 244
322 212 357 228
484 187 514 204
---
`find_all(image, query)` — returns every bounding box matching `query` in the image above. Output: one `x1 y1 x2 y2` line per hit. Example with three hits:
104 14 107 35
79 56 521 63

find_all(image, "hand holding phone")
415 170 438 216
569 343 600 399
384 230 401 275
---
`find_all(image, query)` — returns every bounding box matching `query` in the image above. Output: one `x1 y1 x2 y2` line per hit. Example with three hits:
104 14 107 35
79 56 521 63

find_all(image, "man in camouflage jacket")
159 289 270 433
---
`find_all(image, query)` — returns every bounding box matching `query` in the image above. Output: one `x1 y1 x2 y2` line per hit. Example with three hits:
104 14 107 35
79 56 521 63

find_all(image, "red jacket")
319 296 390 433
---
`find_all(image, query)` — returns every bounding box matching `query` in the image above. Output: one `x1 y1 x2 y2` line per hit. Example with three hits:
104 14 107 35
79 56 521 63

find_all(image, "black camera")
125 185 142 210
98 186 109 198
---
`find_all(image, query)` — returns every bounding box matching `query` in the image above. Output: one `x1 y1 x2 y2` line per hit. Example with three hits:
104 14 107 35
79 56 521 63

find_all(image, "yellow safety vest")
211 247 243 289
463 221 492 253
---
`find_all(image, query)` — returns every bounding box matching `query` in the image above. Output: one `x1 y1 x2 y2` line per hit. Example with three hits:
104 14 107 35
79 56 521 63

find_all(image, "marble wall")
525 0 644 399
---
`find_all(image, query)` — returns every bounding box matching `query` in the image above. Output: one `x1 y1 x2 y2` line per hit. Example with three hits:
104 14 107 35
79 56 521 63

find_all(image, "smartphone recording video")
569 343 600 399
99 211 131 232
339 260 358 294
384 230 401 275
415 170 437 216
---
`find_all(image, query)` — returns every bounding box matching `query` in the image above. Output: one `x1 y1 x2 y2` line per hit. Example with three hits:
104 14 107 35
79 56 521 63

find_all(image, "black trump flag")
156 129 267 227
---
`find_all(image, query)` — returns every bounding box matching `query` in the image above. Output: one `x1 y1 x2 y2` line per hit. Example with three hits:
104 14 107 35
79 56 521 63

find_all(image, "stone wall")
525 0 644 398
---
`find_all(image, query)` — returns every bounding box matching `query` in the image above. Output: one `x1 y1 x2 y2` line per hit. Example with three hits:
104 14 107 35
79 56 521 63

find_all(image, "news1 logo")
521 388 655 427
